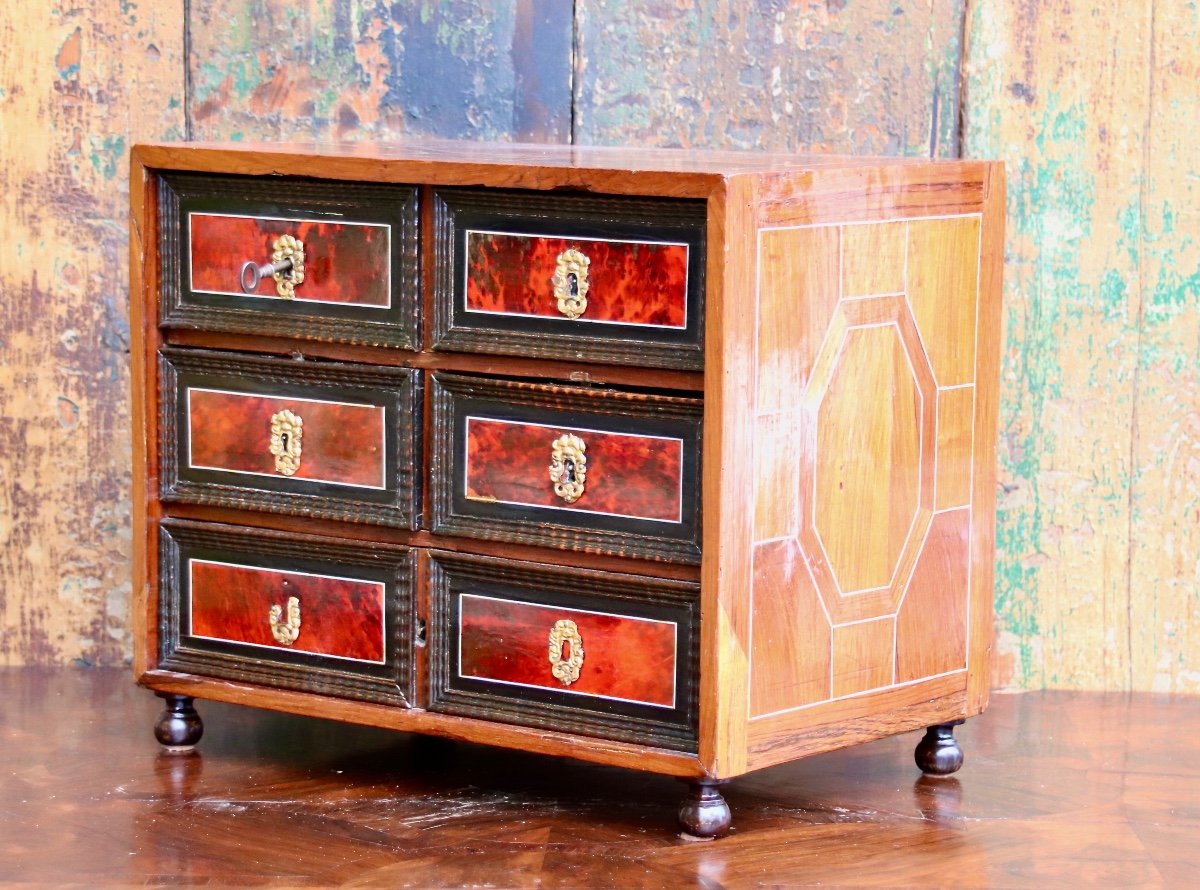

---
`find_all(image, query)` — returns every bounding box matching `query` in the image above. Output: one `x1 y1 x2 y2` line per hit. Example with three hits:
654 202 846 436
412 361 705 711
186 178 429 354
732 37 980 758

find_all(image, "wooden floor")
1 670 1197 888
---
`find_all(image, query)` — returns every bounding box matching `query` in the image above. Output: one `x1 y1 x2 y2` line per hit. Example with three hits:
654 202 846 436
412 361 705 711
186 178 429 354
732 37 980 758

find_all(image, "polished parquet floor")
1 668 1197 887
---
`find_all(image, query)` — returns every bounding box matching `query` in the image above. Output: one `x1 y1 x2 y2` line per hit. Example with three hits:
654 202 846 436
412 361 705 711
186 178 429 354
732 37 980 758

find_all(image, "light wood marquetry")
967 166 1006 714
907 216 982 387
936 386 976 509
748 539 831 718
841 222 907 297
756 226 840 409
752 411 802 542
745 674 969 771
745 166 998 770
832 618 896 697
697 175 756 779
815 325 922 593
895 509 970 683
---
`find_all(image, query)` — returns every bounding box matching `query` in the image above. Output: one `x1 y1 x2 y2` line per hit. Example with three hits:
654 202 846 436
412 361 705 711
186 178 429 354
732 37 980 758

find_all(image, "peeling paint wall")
965 0 1200 692
1 1 1196 691
0 0 184 665
575 0 966 156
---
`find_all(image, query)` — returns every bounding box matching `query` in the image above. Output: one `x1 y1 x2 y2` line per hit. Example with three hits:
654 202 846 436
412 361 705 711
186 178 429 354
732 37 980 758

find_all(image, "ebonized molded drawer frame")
158 519 415 706
427 550 700 752
159 347 422 528
158 172 421 349
432 188 707 370
429 371 703 564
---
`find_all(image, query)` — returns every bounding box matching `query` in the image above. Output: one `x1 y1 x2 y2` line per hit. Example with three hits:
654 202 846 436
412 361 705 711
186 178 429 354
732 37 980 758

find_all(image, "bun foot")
154 694 203 751
915 721 964 776
678 779 731 839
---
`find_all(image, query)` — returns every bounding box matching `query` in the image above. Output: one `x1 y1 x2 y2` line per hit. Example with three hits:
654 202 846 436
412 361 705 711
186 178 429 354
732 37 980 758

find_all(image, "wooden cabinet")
131 142 1004 837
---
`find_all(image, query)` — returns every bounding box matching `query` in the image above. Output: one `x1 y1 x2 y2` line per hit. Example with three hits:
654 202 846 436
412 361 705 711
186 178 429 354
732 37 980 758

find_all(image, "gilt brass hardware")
549 433 587 503
268 596 301 646
552 248 590 319
269 409 303 476
548 619 584 686
239 234 305 299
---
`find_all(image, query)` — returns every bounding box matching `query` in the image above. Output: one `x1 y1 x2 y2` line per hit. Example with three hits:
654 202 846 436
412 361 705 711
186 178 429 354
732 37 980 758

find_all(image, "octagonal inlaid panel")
814 325 922 594
798 293 938 624
749 215 982 718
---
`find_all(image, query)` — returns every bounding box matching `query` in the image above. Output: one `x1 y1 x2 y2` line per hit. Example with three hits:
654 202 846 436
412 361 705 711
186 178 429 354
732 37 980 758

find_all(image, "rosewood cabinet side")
719 161 1003 776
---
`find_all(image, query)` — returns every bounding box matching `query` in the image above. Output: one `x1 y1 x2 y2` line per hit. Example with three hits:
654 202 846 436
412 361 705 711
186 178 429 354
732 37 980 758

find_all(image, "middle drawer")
159 348 421 528
430 372 703 564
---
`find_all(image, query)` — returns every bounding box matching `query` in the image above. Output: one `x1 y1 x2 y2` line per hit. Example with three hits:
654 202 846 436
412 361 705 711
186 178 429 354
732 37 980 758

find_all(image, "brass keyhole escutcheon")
269 409 303 476
548 619 584 686
239 234 306 299
549 433 587 503
269 596 301 646
552 248 590 319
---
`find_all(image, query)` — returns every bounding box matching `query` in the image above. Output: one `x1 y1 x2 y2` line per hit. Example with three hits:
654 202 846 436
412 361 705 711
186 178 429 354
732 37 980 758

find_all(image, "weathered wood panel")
575 0 967 155
0 1 185 664
1 0 1196 691
187 0 573 143
964 1 1200 691
1127 2 1200 693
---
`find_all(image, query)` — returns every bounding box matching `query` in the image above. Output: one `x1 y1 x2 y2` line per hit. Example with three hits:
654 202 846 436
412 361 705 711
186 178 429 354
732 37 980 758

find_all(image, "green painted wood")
1127 1 1200 694
573 0 966 155
964 1 1200 692
188 0 573 142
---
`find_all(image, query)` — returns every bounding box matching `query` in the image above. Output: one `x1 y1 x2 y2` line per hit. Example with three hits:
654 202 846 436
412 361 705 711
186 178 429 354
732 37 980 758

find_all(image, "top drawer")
432 189 706 370
158 173 420 349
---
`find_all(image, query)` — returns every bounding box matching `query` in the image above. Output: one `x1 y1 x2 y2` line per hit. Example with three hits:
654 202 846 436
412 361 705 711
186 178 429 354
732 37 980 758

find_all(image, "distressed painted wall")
0 0 184 665
574 0 966 156
1 1 1196 691
965 0 1200 692
187 0 573 143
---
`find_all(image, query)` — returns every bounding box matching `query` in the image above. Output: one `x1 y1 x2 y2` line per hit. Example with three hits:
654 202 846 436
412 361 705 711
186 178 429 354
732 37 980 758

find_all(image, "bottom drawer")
428 551 699 752
158 519 414 705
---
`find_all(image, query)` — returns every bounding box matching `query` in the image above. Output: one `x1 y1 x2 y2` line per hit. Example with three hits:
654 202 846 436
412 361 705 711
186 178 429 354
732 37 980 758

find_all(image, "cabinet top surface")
133 139 986 179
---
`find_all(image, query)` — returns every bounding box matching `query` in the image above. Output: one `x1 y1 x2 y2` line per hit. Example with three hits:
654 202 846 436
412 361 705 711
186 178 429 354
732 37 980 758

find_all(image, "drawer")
428 551 699 752
432 189 706 370
158 520 414 705
160 348 421 528
158 173 419 348
429 373 702 564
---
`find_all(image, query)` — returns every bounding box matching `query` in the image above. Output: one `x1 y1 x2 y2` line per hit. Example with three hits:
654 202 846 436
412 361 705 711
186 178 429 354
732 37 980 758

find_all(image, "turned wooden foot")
154 694 203 750
915 721 964 776
678 779 731 839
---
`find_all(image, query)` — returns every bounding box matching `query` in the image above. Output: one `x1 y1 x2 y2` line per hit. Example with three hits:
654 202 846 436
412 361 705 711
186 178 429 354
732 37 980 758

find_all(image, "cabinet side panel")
698 178 756 778
746 165 996 771
131 153 165 679
968 165 1005 711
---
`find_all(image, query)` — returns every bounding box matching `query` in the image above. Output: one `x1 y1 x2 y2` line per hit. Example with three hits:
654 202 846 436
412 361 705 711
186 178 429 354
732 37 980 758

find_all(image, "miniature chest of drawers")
131 141 1004 837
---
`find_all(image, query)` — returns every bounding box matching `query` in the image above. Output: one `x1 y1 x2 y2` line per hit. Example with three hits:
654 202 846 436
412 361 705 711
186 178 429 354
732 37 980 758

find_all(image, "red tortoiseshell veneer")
458 594 678 707
189 559 386 662
464 232 689 327
188 388 386 488
430 373 703 564
427 551 699 752
190 214 391 306
464 417 683 522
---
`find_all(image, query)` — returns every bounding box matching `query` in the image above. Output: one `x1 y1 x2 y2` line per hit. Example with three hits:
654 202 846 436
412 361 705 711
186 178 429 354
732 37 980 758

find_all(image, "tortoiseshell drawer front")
432 189 706 370
158 520 414 705
430 372 702 564
160 348 421 528
428 551 699 752
158 173 419 348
